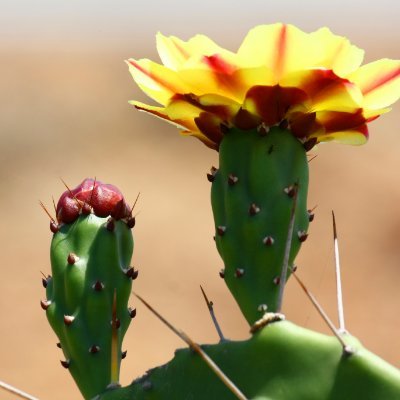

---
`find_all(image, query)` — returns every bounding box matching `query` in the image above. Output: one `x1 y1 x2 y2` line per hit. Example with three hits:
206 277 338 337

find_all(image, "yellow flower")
127 23 400 150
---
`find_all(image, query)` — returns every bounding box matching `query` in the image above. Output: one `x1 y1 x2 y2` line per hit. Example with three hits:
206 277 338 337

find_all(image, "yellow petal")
165 98 203 120
311 81 363 113
234 67 276 98
126 59 188 105
156 32 237 70
166 94 239 126
238 24 365 80
197 93 240 110
310 27 364 76
132 101 197 132
178 67 234 98
315 129 368 145
348 59 400 109
238 24 320 79
363 107 391 120
129 24 399 150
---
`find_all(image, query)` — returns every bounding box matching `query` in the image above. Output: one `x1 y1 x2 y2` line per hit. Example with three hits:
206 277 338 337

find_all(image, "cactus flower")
127 23 399 150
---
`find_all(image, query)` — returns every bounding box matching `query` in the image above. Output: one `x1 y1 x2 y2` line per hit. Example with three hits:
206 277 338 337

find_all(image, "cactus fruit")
211 125 309 324
42 179 136 399
98 320 400 400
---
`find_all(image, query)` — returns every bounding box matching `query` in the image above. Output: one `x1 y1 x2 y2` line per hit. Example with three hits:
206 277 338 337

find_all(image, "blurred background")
0 0 399 398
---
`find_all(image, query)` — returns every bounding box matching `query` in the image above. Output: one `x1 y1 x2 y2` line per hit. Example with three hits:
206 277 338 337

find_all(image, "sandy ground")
0 46 399 399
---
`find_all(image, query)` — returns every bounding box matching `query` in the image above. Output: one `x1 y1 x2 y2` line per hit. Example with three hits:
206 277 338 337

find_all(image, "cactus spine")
42 179 136 399
211 126 309 324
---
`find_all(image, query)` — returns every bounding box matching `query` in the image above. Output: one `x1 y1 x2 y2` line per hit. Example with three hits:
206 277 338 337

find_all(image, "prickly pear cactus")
98 321 400 400
41 179 137 399
32 23 400 400
211 126 309 324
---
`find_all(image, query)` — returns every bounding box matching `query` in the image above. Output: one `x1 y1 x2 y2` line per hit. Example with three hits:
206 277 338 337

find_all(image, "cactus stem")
40 299 51 310
219 269 225 278
291 271 353 354
332 211 346 333
200 285 225 342
276 184 298 312
262 236 274 246
228 174 239 185
67 253 79 265
106 218 115 232
128 307 137 318
60 359 70 369
89 345 100 354
134 292 249 400
93 281 105 291
63 315 75 326
249 203 260 216
235 268 245 278
121 350 127 359
217 226 226 236
0 380 40 400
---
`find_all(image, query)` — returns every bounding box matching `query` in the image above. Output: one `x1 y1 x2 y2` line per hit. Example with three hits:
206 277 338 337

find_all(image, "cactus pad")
42 179 136 399
211 126 309 324
98 320 400 400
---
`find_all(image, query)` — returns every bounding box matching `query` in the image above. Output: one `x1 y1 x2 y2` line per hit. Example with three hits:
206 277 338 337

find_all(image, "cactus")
27 23 400 400
42 179 136 399
98 320 400 400
211 125 309 324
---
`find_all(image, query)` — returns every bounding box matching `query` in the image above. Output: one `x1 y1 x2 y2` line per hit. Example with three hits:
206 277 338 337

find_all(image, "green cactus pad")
98 320 400 400
211 126 309 324
45 214 134 399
